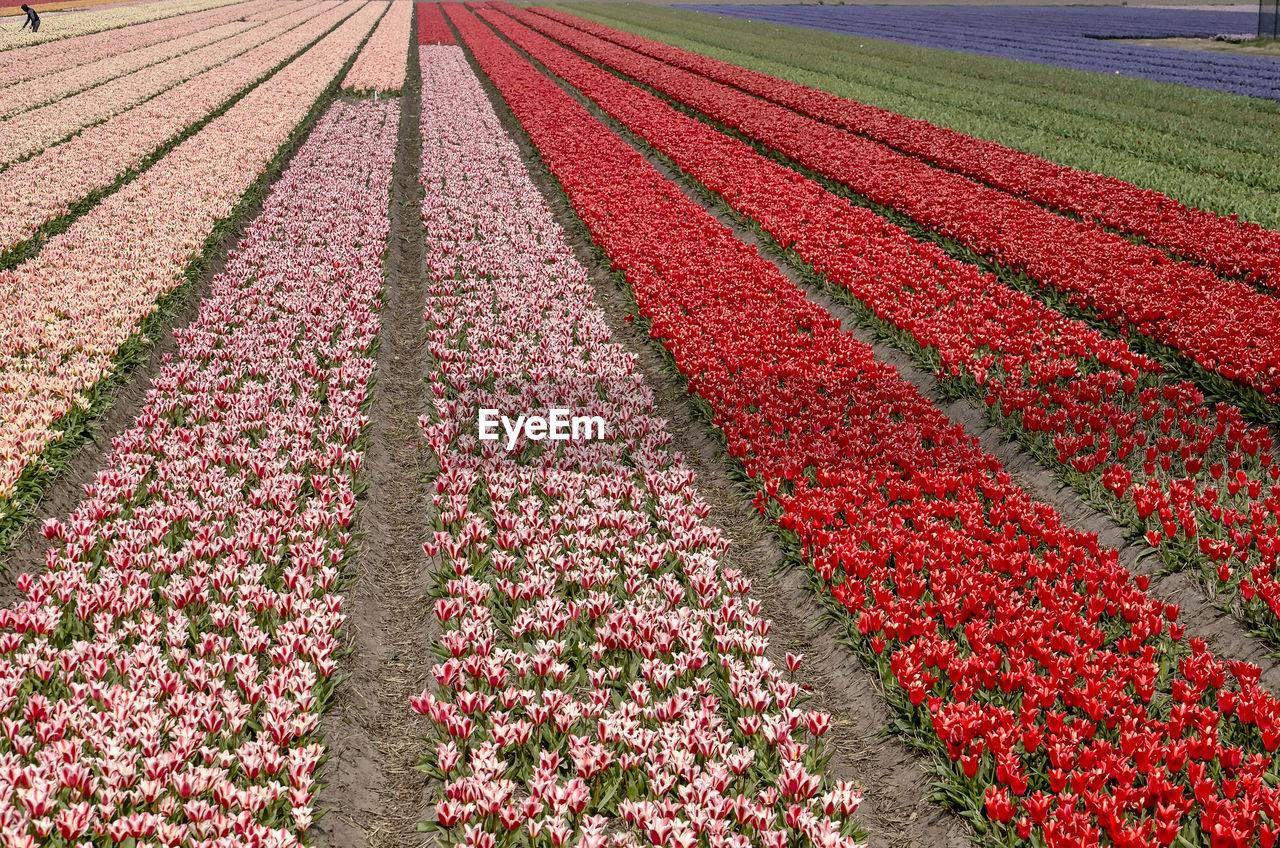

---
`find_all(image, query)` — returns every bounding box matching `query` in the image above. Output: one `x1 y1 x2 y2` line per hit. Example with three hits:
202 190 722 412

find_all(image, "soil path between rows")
312 46 439 848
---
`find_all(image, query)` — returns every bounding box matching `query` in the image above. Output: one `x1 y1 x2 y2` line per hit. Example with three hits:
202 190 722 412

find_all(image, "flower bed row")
0 0 247 52
0 0 262 83
416 1 452 44
342 0 410 94
531 7 1280 288
412 42 863 848
0 96 396 847
0 0 333 165
0 2 381 510
0 1 266 119
0 0 356 255
448 5 1280 844
506 7 1280 410
482 6 1280 643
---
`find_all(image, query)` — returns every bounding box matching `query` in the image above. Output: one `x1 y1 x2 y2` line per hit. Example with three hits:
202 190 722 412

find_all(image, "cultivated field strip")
557 4 1280 241
0 0 250 52
0 6 267 119
448 3 1280 844
532 7 1280 289
414 40 864 848
0 98 396 845
479 5 1280 645
416 0 452 44
343 0 413 94
0 0 272 84
509 9 1280 415
0 1 382 510
0 0 353 254
0 0 333 166
682 5 1280 101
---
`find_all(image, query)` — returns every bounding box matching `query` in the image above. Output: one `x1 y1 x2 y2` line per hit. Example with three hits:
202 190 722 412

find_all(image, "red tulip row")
417 1 452 45
529 7 1280 289
503 6 1280 410
477 8 1280 643
449 6 1280 845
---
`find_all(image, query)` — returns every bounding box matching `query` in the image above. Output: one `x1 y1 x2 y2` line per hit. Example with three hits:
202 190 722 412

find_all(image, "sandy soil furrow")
311 47 439 848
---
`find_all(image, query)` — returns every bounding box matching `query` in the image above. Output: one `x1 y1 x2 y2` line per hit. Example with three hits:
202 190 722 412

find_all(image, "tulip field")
6 0 1280 846
679 6 1280 101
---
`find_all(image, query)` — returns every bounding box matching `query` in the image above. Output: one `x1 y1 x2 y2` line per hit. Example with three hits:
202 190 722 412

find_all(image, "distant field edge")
548 2 1280 233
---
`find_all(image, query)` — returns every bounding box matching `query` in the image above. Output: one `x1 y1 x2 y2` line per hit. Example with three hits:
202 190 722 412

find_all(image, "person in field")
19 4 39 32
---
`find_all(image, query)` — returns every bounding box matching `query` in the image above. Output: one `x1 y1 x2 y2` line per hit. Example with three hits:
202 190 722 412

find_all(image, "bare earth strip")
312 51 438 848
1116 36 1280 54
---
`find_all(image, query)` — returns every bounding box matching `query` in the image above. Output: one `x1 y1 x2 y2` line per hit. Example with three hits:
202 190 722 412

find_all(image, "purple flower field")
676 5 1280 100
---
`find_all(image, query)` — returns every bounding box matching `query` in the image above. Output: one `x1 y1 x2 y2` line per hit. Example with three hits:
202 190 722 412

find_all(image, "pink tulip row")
0 0 336 165
0 0 249 53
412 44 864 848
0 0 275 89
0 0 356 254
0 96 396 848
0 2 383 504
0 5 267 119
342 0 412 94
